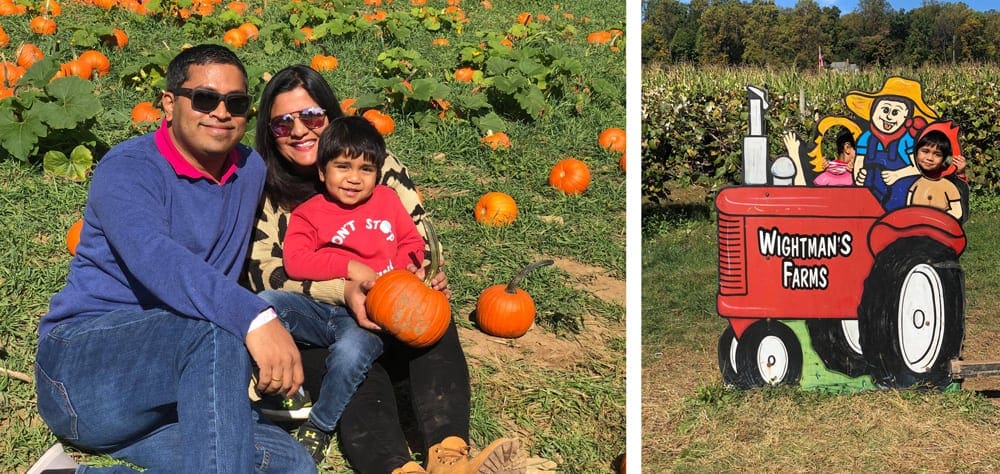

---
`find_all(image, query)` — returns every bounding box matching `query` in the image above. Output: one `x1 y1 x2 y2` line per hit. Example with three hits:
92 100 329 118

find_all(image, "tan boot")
466 438 525 474
426 436 526 474
392 461 428 474
425 436 470 473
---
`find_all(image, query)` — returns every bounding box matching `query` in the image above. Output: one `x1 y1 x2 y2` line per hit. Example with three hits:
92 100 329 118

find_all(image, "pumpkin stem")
506 260 553 294
423 219 441 285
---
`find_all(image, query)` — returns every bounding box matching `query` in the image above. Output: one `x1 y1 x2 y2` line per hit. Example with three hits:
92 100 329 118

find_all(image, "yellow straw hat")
845 76 938 122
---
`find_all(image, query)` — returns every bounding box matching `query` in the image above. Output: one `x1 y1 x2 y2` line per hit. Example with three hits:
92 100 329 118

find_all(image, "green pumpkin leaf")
0 108 47 161
45 78 103 128
44 145 93 181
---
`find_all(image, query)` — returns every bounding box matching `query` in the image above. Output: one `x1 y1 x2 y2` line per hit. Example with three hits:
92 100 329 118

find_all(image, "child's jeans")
257 290 383 432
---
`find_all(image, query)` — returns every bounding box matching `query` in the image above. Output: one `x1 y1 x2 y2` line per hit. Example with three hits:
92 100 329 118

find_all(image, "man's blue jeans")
35 308 317 473
257 290 383 432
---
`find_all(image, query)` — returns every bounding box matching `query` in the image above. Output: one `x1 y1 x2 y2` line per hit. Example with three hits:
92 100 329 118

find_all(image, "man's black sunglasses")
172 88 251 116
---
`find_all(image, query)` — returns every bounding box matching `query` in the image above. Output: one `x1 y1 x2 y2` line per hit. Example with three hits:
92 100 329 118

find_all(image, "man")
32 44 315 473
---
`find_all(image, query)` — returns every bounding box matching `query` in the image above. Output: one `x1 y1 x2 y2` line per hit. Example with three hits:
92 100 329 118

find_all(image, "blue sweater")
40 132 269 340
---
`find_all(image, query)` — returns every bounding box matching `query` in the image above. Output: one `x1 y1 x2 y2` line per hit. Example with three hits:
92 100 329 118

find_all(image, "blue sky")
769 1 997 12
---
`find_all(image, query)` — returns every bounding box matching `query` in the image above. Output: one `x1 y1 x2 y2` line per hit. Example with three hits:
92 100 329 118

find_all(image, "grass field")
0 1 625 472
642 186 1000 472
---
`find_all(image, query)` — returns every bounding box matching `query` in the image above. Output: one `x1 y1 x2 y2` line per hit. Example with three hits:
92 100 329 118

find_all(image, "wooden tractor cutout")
716 78 973 391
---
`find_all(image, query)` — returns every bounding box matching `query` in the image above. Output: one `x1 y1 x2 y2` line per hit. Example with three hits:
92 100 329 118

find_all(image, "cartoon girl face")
870 98 910 134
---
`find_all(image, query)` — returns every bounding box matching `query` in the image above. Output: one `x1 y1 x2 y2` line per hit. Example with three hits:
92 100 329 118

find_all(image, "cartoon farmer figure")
847 76 938 211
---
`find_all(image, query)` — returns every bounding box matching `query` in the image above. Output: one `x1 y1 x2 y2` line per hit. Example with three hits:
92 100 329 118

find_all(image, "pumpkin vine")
505 259 553 294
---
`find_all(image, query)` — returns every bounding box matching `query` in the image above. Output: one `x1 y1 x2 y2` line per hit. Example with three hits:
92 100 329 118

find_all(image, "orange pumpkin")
59 59 93 80
131 101 162 124
365 221 450 348
16 44 44 69
310 54 339 72
598 127 626 153
93 0 116 9
67 219 83 256
516 12 532 25
548 158 591 195
453 66 476 83
101 28 129 50
340 97 358 115
79 50 110 77
474 191 517 226
293 27 314 46
619 152 626 172
0 26 8 48
481 131 511 150
363 109 395 136
0 62 25 88
223 28 248 48
238 22 259 40
30 16 57 36
587 30 612 44
227 1 248 14
476 260 553 338
431 37 449 46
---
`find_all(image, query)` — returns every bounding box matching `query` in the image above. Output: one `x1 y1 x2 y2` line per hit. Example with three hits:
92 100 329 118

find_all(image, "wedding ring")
271 378 282 383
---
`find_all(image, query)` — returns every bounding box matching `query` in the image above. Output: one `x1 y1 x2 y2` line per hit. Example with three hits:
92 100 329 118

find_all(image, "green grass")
0 1 624 472
643 190 1000 472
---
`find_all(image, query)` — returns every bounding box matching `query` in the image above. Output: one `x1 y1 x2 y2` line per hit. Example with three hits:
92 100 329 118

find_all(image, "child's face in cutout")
318 153 378 207
915 143 947 173
839 142 856 170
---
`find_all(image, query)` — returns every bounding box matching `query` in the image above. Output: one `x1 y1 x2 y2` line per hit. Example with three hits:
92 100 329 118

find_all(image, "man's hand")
345 279 381 331
246 318 303 398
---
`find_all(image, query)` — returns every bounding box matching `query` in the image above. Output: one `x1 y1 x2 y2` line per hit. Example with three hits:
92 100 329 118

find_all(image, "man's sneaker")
27 442 79 474
257 387 313 421
292 421 332 464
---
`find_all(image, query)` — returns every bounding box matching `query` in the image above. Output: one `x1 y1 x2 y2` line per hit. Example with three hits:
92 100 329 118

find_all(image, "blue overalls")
859 131 917 212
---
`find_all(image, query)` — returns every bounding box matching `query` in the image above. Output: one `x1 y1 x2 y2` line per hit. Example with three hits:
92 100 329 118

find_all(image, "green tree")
697 0 744 65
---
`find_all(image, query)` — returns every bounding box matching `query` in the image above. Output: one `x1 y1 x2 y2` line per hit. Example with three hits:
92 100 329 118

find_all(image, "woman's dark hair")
836 130 855 155
165 44 247 92
915 129 952 162
256 65 346 210
317 116 387 182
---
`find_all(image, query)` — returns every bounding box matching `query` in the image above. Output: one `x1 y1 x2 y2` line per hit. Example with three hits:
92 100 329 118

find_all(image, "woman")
246 65 524 473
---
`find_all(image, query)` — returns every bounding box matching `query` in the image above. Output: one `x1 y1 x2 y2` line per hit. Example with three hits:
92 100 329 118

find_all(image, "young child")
906 127 968 222
280 115 425 460
814 130 856 186
283 115 425 283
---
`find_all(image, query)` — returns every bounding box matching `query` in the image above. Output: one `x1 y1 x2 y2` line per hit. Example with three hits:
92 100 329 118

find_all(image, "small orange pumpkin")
30 16 57 36
516 12 532 25
549 158 591 195
432 37 449 46
340 97 358 115
238 22 259 40
310 54 339 72
481 131 511 150
0 62 25 88
59 59 93 80
293 26 314 46
474 191 517 226
453 66 476 83
363 109 395 136
79 50 110 77
598 127 626 153
0 26 8 48
619 153 626 172
101 28 129 50
587 30 612 45
131 101 162 124
67 219 83 256
365 221 450 348
476 260 553 338
16 44 44 69
223 28 248 48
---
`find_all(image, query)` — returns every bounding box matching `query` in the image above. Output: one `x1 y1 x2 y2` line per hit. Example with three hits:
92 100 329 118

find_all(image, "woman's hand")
345 279 381 331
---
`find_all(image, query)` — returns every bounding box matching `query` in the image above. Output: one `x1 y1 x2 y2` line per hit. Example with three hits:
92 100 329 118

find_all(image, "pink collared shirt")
153 119 240 184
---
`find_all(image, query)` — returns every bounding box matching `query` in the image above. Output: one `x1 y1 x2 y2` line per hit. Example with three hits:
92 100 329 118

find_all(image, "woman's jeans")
35 308 316 473
257 290 383 432
338 321 471 474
